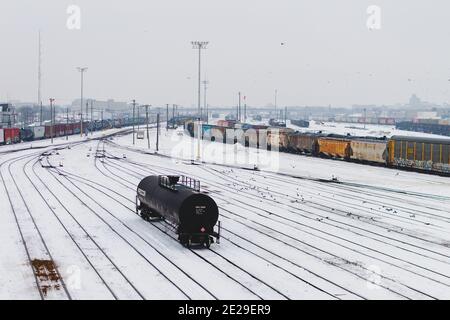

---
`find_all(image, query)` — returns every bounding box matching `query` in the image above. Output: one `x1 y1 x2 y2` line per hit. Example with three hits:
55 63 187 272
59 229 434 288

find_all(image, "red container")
4 128 20 144
45 125 52 138
65 123 74 135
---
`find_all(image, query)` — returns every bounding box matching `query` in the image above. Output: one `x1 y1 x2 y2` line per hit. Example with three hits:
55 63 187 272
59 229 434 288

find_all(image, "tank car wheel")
205 237 212 249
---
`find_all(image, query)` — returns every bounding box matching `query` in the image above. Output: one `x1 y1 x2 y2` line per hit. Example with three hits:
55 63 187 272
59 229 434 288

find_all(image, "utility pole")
66 107 69 140
156 113 160 152
202 80 209 123
86 100 89 128
191 41 208 160
364 108 367 130
132 99 136 145
238 92 242 122
145 105 150 149
77 67 88 137
285 106 287 124
244 95 247 123
91 100 94 135
172 104 175 125
50 98 55 144
166 103 169 131
38 30 42 125
86 101 89 135
137 107 140 131
274 89 278 121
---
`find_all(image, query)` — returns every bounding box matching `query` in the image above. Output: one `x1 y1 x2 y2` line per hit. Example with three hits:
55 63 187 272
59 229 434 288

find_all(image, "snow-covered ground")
1 127 449 300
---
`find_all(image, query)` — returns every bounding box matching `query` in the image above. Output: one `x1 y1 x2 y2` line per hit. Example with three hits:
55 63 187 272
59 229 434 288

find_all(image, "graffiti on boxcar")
394 158 449 173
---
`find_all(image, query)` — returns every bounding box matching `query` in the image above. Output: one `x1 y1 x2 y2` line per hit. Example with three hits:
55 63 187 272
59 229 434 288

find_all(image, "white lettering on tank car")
138 188 146 197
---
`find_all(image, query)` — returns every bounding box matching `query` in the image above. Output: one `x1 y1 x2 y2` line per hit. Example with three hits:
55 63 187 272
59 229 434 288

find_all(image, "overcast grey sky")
1 0 450 107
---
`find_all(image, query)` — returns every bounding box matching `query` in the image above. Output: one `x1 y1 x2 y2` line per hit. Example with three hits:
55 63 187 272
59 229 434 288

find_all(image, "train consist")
290 119 310 128
186 121 450 175
396 121 450 137
0 118 149 146
136 175 220 247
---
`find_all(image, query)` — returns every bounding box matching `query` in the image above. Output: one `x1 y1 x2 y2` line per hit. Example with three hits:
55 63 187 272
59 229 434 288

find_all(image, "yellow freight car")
388 136 450 174
318 136 352 159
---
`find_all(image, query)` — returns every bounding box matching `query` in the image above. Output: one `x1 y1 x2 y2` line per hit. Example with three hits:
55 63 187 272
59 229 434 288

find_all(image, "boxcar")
57 124 65 136
288 132 320 155
350 138 387 164
388 136 450 175
318 136 352 159
202 124 225 143
244 125 269 148
210 126 227 143
32 126 45 139
73 122 81 134
3 128 20 144
267 127 294 151
217 119 236 128
65 123 74 135
44 125 52 138
20 128 34 142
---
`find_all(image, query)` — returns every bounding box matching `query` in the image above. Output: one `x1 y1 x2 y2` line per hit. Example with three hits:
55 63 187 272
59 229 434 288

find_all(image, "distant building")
409 94 422 108
0 103 13 127
71 99 128 111
416 111 440 120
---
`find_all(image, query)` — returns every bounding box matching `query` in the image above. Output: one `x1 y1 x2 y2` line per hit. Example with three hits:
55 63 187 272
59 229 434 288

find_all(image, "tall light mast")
77 67 88 136
191 41 208 160
202 80 209 124
38 30 43 125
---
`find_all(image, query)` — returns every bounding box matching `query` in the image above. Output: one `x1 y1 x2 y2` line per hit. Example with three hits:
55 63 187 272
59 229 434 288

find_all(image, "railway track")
0 128 154 299
59 148 345 299
99 140 450 299
94 153 409 299
0 148 73 299
4 129 447 299
43 144 274 298
42 161 268 299
102 146 450 260
29 153 143 300
57 143 293 299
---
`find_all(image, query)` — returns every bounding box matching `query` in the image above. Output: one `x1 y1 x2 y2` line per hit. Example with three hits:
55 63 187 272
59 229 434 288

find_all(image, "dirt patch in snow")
31 259 61 296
